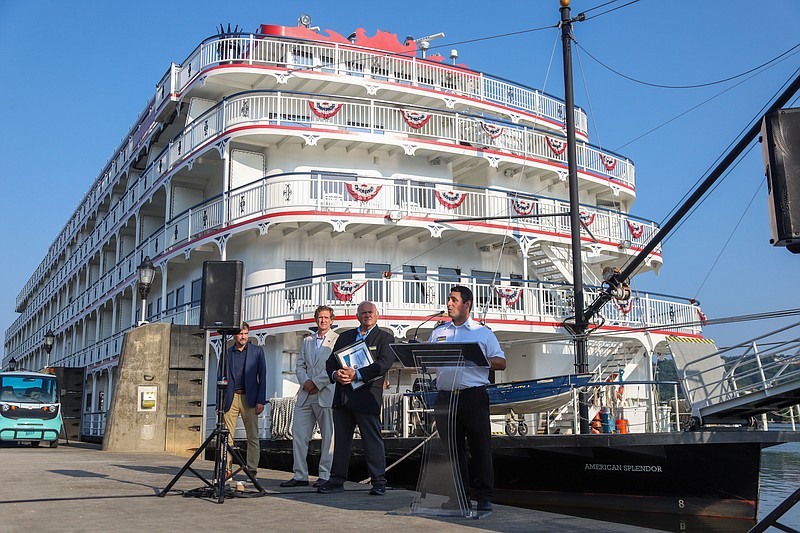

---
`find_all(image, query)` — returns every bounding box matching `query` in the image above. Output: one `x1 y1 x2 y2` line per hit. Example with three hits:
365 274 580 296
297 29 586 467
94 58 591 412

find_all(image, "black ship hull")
252 430 800 520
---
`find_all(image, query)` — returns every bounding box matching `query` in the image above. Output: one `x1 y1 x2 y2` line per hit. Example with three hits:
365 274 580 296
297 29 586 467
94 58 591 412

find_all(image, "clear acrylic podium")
390 342 491 519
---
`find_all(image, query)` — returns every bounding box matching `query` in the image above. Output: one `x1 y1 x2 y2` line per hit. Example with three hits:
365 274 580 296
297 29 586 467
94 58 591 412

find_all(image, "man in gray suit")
280 305 339 487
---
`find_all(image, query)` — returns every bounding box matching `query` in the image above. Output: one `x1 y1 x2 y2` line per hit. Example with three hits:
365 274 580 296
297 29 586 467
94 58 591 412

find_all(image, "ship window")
176 286 186 308
166 291 175 312
286 260 313 302
438 267 461 304
156 297 162 315
326 261 352 302
403 265 428 305
510 273 523 286
366 262 390 303
191 279 202 306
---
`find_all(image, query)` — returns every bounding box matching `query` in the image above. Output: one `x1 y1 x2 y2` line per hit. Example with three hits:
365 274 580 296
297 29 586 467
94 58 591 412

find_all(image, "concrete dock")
0 442 657 532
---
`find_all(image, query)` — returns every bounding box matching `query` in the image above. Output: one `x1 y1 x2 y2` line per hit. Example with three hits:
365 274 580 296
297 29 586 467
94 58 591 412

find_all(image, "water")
759 440 800 528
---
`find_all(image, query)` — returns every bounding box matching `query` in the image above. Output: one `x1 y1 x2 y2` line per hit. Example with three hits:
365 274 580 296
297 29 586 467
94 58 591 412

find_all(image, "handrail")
679 334 800 415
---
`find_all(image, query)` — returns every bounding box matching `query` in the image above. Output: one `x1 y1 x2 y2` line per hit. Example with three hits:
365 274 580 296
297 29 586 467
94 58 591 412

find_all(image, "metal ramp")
669 335 800 425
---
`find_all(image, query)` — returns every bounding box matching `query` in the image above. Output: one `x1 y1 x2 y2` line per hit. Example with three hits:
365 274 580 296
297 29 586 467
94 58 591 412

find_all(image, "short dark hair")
314 305 335 319
450 285 473 308
240 322 250 332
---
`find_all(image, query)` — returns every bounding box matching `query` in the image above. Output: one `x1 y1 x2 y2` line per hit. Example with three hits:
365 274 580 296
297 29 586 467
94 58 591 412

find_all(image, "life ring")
591 412 602 434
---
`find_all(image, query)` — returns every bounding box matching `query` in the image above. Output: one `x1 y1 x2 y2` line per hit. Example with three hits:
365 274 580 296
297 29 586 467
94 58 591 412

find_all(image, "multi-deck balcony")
14 29 592 313
9 84 635 343
4 168 661 352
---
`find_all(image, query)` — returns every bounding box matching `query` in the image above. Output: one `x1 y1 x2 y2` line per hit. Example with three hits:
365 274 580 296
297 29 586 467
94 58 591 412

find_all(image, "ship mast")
559 0 591 434
557 0 800 435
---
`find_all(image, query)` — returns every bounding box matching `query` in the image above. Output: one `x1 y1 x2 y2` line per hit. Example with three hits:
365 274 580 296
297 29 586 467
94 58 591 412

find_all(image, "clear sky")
1 0 798 351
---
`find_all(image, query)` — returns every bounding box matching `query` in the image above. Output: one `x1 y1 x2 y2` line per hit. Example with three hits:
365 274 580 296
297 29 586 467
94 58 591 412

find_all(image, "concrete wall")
103 323 171 452
103 324 205 455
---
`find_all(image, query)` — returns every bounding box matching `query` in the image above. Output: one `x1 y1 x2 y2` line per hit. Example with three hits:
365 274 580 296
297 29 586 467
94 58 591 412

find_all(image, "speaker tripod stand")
158 330 265 503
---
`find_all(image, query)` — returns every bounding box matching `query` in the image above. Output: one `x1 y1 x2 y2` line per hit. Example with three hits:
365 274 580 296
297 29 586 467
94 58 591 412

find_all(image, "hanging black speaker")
761 108 800 252
199 261 244 330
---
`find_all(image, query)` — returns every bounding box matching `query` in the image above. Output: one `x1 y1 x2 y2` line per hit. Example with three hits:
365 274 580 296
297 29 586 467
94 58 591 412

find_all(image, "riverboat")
5 13 799 522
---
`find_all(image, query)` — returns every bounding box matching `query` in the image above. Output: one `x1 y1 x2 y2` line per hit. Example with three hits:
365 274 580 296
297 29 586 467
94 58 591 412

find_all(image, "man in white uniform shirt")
428 286 505 512
280 305 339 487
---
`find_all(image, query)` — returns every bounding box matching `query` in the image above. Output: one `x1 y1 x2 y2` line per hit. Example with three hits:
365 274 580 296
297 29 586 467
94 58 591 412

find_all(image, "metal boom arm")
584 72 800 324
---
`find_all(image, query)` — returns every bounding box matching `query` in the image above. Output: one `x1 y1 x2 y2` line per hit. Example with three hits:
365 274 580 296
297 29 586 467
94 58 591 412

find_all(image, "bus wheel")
30 441 40 448
49 440 59 448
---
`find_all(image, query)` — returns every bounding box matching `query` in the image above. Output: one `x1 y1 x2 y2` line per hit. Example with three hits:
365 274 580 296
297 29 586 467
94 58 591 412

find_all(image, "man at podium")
428 286 506 512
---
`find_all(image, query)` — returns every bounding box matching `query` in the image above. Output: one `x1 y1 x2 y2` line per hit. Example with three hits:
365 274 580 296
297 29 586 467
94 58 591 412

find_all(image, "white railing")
172 172 654 250
239 277 699 336
181 34 588 134
196 91 630 185
681 339 800 416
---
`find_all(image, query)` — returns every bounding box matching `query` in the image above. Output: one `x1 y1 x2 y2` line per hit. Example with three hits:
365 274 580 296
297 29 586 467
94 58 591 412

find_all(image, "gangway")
669 328 800 427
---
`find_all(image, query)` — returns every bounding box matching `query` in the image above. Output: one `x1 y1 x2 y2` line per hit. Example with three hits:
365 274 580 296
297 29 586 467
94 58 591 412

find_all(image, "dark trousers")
329 407 387 487
435 386 494 502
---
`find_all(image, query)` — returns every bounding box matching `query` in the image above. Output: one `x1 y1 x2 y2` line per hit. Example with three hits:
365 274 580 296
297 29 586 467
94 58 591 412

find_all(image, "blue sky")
1 0 798 350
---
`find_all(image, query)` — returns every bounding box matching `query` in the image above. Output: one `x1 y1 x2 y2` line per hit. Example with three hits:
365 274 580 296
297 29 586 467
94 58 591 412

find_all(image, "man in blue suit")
223 322 267 478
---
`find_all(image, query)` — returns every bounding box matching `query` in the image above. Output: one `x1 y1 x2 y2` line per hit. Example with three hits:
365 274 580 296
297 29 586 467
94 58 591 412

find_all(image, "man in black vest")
317 300 395 496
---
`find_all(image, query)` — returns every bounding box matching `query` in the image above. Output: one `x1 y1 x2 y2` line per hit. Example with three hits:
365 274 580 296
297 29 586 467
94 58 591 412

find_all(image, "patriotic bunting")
696 308 708 326
512 198 535 216
346 183 382 202
400 109 433 129
435 190 467 209
613 297 633 315
480 121 504 139
308 100 343 119
494 286 523 306
579 210 596 226
600 154 617 171
626 220 644 239
546 136 567 155
331 280 367 302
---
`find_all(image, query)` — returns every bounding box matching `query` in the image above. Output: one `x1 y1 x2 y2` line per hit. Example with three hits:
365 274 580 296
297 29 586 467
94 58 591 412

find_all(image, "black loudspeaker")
199 261 244 330
761 108 800 252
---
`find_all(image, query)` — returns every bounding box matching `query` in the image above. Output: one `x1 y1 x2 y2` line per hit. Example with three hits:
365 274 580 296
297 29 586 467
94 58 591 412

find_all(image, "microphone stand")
410 310 446 343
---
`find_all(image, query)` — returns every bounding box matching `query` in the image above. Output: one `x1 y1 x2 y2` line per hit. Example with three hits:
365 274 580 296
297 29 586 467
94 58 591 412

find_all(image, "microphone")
411 310 447 343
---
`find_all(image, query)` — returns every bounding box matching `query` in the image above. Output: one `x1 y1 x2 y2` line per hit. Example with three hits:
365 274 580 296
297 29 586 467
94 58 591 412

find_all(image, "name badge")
369 346 377 351
436 336 447 342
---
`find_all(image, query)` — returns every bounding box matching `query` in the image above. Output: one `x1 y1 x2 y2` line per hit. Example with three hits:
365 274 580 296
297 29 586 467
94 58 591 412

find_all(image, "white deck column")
90 373 98 412
107 366 114 409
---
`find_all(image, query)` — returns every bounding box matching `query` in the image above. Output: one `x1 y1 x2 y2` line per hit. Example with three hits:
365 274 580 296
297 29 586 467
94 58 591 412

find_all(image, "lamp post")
137 256 156 326
44 329 55 368
7 357 16 372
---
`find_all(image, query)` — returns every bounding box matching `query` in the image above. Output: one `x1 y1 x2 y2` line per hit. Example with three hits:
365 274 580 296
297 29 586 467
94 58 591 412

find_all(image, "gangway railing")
674 324 800 425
